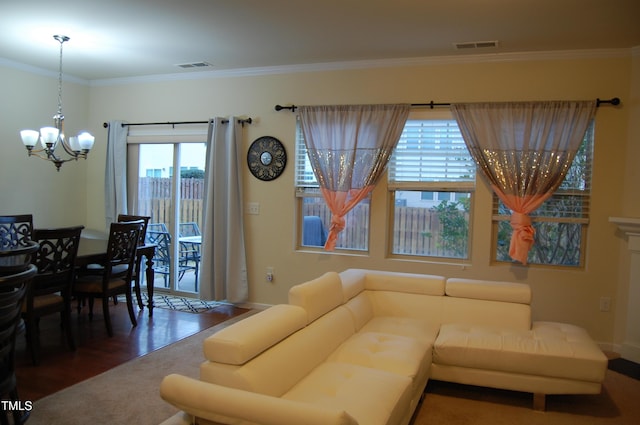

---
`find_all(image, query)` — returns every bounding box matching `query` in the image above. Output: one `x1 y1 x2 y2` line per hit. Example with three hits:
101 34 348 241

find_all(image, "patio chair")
178 222 201 291
145 230 197 288
147 222 168 233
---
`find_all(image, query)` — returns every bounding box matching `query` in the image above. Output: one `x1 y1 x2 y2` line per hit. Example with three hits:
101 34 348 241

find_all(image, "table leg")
144 255 155 317
134 256 145 311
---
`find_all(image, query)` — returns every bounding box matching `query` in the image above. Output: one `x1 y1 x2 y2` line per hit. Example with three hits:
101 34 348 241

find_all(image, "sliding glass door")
134 142 206 296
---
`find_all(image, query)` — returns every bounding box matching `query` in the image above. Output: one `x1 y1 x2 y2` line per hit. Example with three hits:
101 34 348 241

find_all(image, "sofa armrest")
160 374 358 425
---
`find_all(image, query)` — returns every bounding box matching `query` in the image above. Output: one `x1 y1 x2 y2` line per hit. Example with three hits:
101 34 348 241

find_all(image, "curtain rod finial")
275 104 297 112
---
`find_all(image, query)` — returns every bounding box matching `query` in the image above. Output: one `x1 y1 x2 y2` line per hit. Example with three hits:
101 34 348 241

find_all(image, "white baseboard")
620 342 640 363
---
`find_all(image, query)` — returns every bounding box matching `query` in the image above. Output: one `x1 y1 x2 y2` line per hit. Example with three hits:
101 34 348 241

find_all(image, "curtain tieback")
509 212 535 265
510 212 532 229
329 214 346 233
323 214 346 251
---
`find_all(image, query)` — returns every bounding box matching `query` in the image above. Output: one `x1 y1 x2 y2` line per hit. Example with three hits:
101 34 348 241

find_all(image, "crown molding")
0 57 90 85
88 48 634 87
2 47 635 87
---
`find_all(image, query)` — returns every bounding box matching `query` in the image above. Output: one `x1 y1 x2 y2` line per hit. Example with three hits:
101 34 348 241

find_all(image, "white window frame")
387 110 476 260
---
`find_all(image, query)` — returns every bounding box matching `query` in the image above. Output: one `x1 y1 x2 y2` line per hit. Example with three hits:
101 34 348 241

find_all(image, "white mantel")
610 216 640 236
610 216 640 362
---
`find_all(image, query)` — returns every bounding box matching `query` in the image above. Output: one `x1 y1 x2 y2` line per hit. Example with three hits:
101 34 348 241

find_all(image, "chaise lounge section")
160 269 608 425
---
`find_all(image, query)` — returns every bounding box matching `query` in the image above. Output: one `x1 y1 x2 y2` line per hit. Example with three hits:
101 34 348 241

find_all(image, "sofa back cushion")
442 278 532 330
368 291 445 324
289 271 344 323
339 269 367 302
200 306 356 397
364 270 446 295
344 292 374 330
203 304 307 365
445 278 531 304
341 269 446 328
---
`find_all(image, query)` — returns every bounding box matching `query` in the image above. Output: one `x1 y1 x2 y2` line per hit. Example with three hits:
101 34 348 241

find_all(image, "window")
295 118 369 251
387 112 476 259
493 123 594 267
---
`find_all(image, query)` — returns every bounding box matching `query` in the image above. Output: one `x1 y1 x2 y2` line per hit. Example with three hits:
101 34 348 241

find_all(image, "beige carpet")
30 316 640 425
28 310 258 425
414 370 640 425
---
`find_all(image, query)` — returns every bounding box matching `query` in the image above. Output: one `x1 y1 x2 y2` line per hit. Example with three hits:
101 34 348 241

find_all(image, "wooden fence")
137 178 467 257
303 201 468 257
137 178 204 230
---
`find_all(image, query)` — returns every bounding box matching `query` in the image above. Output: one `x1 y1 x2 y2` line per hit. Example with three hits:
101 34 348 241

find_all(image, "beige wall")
613 48 640 347
0 66 89 227
3 50 638 349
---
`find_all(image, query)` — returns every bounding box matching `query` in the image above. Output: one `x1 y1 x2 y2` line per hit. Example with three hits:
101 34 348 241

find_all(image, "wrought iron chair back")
73 221 142 337
0 264 37 424
23 226 84 364
0 214 33 250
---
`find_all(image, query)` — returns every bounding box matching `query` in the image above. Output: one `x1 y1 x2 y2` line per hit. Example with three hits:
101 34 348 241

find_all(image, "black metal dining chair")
21 226 84 364
73 221 142 337
0 264 37 425
116 214 150 309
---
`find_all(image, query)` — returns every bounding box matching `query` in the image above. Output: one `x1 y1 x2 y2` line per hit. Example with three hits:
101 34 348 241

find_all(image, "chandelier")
19 35 95 171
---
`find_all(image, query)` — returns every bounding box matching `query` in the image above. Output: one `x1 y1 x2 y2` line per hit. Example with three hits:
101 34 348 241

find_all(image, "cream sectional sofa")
160 269 608 425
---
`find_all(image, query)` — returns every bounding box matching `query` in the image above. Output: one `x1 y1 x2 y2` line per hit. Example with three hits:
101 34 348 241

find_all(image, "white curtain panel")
104 120 129 231
199 117 248 302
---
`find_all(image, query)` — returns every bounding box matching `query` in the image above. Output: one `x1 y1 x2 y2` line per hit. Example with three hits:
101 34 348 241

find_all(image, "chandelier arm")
58 139 81 158
32 149 78 171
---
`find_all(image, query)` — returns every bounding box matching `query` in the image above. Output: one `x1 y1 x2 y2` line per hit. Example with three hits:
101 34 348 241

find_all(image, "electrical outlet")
266 267 274 283
247 202 260 215
599 297 611 312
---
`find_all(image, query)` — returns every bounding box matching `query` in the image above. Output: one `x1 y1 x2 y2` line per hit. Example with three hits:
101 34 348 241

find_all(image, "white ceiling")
2 0 639 82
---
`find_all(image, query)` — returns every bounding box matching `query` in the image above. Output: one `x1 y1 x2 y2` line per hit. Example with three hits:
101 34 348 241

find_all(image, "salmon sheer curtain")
298 104 410 251
451 101 596 264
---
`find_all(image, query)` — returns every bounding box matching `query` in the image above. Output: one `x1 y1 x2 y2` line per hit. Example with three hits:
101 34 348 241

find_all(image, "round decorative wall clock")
247 136 287 181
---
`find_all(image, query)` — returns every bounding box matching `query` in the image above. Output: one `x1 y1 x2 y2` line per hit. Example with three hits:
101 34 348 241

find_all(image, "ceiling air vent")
176 61 213 69
454 40 499 50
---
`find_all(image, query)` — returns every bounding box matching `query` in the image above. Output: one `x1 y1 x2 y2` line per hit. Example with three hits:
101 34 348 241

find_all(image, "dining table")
76 231 157 316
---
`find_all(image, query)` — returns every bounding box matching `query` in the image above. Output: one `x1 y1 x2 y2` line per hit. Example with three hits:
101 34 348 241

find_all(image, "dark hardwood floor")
14 298 248 402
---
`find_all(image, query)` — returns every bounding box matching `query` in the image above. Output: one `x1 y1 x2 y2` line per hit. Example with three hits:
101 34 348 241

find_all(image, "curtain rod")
102 117 253 128
274 97 621 112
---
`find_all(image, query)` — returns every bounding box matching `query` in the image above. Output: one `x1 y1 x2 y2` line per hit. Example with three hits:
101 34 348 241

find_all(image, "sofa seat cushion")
433 322 608 383
283 362 412 425
360 316 439 347
328 331 431 379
